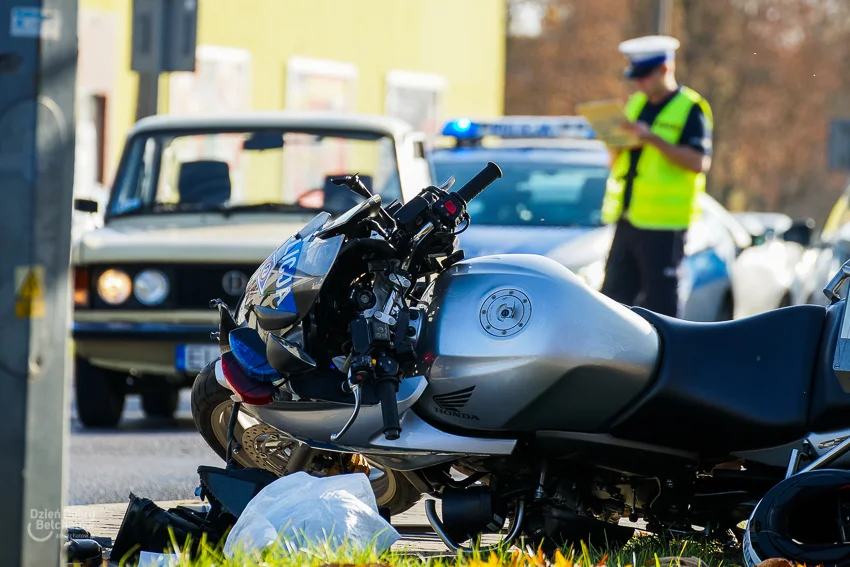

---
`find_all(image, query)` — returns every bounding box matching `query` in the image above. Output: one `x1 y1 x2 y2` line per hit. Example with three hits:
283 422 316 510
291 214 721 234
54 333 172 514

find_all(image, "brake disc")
239 424 374 478
240 424 296 475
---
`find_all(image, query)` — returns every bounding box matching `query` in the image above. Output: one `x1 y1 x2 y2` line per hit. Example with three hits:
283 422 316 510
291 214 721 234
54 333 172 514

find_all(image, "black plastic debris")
107 465 281 565
197 465 278 517
110 493 209 565
65 537 103 567
66 526 92 540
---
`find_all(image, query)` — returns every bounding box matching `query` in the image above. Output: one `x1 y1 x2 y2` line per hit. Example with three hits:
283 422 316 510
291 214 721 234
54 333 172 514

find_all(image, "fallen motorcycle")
191 162 850 552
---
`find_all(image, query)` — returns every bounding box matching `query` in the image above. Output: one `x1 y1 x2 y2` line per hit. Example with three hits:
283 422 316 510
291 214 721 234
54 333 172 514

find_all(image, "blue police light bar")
441 116 596 140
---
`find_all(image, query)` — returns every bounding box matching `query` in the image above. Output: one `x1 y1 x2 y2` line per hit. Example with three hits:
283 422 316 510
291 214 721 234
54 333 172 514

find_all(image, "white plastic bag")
223 471 400 558
137 551 181 567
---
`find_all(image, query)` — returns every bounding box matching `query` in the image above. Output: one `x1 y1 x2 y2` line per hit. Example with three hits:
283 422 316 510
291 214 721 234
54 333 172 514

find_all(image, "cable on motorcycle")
451 212 472 235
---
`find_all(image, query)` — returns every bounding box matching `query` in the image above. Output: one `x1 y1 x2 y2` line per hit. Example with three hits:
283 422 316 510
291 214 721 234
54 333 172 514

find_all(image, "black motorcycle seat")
610 305 827 455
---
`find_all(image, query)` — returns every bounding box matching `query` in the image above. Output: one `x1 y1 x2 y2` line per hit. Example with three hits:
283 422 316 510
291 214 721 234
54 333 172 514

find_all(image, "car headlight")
134 269 170 305
577 260 606 291
97 269 132 305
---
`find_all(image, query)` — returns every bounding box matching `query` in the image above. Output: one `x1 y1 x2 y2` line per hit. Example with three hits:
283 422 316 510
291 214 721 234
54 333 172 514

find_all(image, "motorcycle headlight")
133 269 170 305
577 260 606 291
97 269 132 305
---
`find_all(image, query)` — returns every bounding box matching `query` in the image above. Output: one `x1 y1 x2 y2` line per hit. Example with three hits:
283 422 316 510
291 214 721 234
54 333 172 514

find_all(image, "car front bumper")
73 311 221 378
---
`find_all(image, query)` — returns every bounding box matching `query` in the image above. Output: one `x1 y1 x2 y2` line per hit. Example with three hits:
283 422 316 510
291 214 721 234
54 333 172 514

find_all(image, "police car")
428 116 745 321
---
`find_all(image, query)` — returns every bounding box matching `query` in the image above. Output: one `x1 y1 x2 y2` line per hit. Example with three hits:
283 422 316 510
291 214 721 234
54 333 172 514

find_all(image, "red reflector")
221 352 275 405
444 200 457 215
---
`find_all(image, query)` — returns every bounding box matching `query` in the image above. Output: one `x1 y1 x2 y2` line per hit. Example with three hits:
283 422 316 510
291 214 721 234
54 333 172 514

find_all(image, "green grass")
108 530 747 567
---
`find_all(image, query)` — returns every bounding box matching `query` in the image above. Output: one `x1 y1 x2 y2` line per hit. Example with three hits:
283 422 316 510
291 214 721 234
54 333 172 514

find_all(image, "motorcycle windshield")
240 212 345 327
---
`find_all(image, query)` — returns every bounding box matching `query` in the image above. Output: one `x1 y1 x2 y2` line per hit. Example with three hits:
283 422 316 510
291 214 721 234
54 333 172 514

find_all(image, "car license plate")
176 344 220 371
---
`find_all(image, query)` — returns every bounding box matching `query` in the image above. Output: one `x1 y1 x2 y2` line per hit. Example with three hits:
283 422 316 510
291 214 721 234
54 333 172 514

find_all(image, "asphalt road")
68 390 223 506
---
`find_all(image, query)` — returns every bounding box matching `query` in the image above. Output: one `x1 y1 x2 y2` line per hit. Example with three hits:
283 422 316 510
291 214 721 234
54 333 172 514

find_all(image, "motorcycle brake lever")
330 380 362 442
436 176 456 192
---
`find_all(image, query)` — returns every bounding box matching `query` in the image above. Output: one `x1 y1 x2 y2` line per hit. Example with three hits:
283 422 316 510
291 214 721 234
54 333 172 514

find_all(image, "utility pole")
132 0 198 120
0 0 78 565
655 0 672 35
133 0 163 120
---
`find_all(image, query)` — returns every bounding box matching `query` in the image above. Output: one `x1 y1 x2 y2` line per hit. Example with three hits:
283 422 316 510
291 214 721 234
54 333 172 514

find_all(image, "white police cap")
618 35 680 79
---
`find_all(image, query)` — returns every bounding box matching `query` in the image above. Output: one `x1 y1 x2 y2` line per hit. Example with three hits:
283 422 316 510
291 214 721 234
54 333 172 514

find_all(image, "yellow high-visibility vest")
601 86 713 230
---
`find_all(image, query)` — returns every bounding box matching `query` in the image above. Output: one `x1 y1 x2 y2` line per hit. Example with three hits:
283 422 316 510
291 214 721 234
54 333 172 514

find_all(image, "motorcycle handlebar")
377 379 401 441
454 162 503 203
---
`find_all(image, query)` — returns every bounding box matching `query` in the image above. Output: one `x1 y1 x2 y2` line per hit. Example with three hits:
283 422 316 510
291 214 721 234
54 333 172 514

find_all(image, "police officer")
599 35 713 317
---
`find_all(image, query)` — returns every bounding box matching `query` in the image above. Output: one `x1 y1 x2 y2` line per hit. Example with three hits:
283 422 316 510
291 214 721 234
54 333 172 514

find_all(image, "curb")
64 499 457 554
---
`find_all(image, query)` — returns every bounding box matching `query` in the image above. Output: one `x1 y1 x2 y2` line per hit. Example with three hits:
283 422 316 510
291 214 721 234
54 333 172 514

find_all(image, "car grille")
174 264 258 309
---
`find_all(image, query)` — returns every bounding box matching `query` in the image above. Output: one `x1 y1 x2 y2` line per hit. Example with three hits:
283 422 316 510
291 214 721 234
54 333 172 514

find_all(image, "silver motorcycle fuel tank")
414 254 660 433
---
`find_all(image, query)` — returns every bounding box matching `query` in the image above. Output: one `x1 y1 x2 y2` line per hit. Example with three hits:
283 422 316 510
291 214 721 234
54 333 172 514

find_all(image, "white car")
71 111 432 428
729 212 812 318
792 182 850 306
72 183 109 243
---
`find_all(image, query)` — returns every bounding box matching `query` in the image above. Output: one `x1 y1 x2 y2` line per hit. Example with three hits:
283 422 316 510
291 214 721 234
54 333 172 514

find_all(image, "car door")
679 194 737 321
794 183 850 305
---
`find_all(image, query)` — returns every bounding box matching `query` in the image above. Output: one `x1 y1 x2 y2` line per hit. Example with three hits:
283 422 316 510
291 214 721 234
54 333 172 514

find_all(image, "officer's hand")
622 120 655 143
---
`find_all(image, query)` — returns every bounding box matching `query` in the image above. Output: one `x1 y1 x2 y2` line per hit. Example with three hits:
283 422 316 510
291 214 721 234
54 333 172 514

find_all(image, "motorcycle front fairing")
237 196 390 333
237 212 343 335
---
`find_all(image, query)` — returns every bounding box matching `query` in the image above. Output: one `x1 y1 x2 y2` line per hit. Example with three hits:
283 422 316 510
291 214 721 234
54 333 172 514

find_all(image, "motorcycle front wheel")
190 359 421 516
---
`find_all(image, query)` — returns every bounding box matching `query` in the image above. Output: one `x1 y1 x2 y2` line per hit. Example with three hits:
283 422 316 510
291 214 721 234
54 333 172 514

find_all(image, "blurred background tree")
505 0 850 222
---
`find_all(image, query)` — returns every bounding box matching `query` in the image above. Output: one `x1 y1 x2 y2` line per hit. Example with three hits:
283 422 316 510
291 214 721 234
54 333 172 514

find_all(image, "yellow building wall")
77 0 507 189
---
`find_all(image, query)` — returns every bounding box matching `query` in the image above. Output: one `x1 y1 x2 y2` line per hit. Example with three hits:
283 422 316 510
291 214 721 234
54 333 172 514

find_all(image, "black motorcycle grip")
377 379 401 441
455 161 503 203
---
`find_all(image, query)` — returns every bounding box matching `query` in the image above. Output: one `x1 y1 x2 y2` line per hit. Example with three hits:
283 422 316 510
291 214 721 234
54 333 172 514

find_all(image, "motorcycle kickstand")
226 401 242 470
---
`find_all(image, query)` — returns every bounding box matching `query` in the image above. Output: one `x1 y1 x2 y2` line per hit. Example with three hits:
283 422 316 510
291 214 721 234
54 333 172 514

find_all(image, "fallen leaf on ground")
645 557 707 567
754 560 794 567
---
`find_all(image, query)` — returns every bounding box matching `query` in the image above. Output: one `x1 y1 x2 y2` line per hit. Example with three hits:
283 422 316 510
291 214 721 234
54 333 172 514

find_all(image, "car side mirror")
782 218 816 247
74 198 99 213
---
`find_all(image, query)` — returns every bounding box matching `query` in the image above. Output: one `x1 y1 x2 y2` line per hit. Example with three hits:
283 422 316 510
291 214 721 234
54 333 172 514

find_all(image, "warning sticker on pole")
15 265 45 319
9 7 60 40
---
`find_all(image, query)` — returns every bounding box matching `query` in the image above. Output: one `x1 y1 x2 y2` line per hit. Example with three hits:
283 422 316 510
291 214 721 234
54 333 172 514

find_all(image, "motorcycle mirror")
266 333 317 375
331 173 372 200
253 305 299 331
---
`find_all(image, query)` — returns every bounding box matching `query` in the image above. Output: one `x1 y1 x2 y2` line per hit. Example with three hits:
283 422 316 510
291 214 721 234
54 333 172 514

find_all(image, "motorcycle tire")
190 358 421 516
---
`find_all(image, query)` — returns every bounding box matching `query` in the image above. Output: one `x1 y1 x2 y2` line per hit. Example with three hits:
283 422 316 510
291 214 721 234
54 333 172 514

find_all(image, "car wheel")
190 359 421 516
75 357 127 428
140 381 180 419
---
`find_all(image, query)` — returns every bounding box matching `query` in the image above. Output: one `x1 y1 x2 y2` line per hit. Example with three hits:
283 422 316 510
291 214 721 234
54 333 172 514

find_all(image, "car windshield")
431 154 609 227
107 128 402 217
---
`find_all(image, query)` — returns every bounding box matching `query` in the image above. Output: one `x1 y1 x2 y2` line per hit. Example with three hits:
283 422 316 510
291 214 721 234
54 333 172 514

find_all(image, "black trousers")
600 219 685 317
